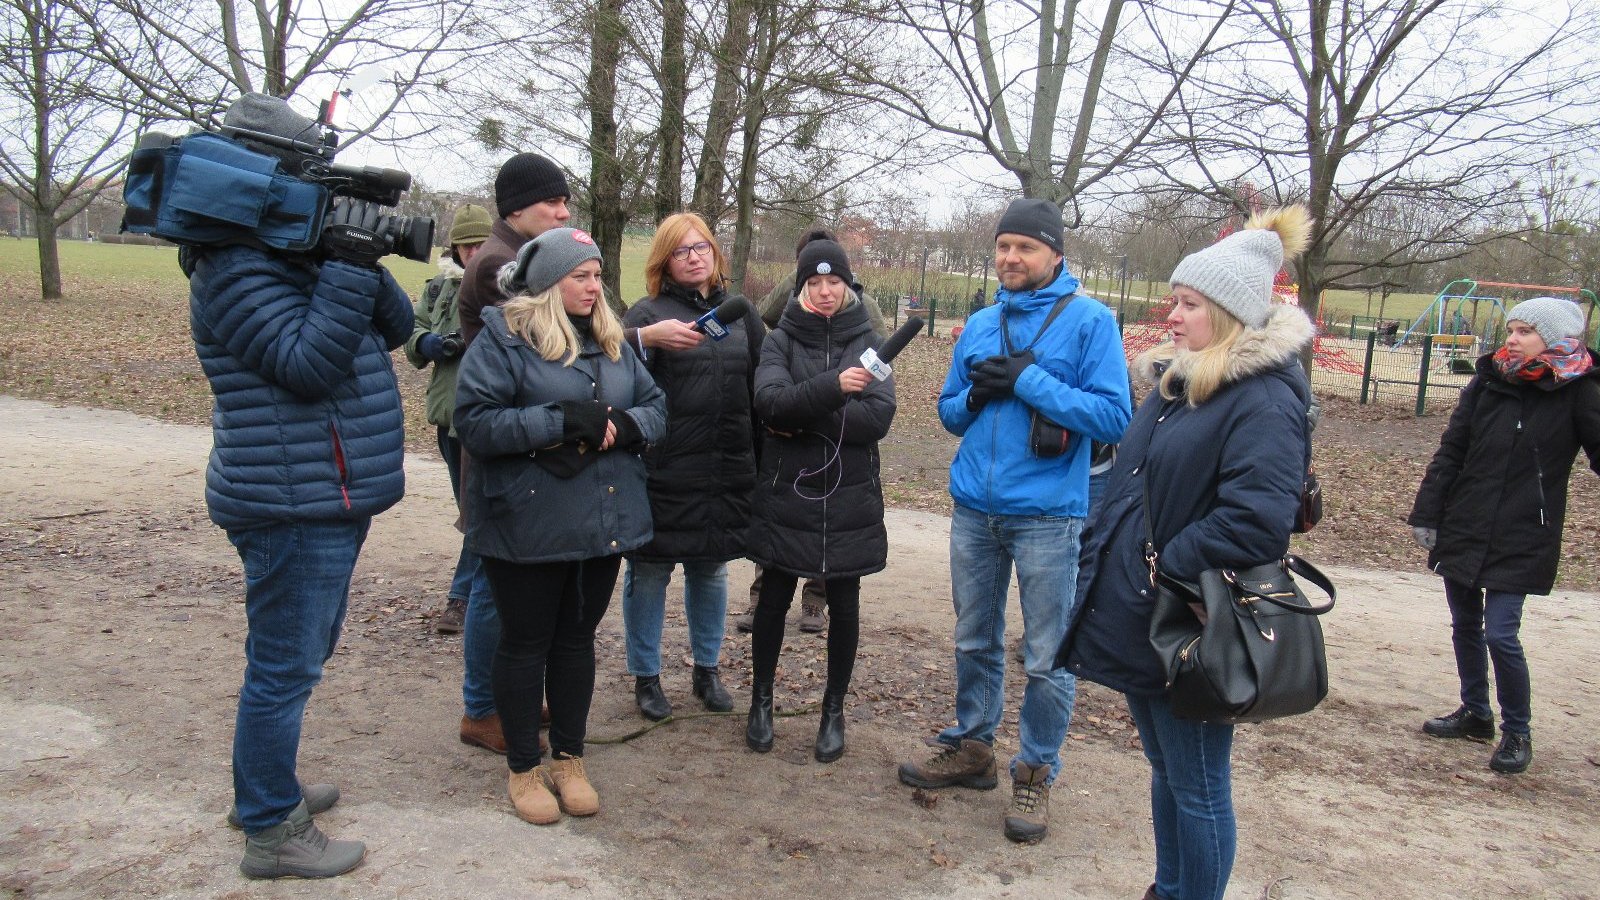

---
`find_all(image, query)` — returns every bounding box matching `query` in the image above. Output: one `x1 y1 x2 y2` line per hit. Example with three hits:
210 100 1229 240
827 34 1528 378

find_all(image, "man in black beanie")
457 152 573 347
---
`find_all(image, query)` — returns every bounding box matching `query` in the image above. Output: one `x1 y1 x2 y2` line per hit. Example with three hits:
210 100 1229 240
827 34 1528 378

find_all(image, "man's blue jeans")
438 426 499 720
621 559 728 675
938 504 1083 783
226 518 369 834
1444 578 1531 735
1125 692 1236 900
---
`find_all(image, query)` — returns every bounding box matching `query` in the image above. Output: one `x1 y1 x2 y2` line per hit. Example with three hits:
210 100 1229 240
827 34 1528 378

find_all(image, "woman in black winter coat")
1058 207 1315 900
619 212 764 722
455 227 666 826
744 239 896 762
1410 296 1600 775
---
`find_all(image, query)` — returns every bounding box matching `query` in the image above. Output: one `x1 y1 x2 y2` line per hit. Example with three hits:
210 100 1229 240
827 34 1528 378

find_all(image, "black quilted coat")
1410 349 1600 596
746 296 896 580
621 280 765 563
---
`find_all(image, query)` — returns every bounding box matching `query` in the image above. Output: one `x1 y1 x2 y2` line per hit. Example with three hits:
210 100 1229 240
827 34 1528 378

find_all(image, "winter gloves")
559 400 609 447
967 349 1036 411
1412 526 1437 550
321 198 389 267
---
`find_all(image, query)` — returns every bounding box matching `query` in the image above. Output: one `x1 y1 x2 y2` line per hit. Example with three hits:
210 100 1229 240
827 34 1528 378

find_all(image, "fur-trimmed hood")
1133 303 1315 387
436 254 465 279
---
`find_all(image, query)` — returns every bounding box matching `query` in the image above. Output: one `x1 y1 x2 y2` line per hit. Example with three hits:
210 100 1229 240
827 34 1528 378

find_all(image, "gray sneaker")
227 780 338 829
239 800 365 880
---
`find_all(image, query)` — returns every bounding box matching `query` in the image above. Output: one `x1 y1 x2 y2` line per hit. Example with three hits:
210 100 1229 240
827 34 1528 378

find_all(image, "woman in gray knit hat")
1058 205 1317 900
454 227 667 824
1410 295 1600 776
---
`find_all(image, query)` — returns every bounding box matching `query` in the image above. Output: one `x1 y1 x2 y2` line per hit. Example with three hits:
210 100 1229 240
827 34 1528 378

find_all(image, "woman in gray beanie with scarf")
1410 295 1600 775
1058 206 1317 900
454 227 666 825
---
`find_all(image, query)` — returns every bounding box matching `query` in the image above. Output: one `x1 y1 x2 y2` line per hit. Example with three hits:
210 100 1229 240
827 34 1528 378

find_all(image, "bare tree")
0 0 142 299
1164 0 1600 355
653 0 689 220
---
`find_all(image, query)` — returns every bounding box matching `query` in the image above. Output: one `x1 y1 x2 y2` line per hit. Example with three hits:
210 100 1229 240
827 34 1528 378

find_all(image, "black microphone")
860 316 925 380
692 296 752 340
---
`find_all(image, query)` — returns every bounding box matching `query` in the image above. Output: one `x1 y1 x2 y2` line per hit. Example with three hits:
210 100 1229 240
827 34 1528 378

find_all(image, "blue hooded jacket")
938 265 1131 517
189 245 413 530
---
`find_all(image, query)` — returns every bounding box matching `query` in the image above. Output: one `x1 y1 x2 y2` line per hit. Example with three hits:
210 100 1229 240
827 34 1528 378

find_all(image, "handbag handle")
1223 555 1336 614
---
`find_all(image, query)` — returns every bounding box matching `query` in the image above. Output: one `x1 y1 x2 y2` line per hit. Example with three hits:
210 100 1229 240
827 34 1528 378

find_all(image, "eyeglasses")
670 241 713 261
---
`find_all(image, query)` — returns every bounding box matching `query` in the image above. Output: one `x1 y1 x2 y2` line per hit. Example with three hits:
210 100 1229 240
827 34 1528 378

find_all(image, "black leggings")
751 570 860 695
481 554 620 773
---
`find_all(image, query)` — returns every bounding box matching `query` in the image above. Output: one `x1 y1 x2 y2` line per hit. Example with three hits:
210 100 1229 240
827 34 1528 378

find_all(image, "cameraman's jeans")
438 427 499 720
227 518 369 834
939 505 1082 783
622 559 728 676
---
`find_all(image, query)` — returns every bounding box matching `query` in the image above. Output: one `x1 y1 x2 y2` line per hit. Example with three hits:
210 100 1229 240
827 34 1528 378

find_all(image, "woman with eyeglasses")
619 213 765 721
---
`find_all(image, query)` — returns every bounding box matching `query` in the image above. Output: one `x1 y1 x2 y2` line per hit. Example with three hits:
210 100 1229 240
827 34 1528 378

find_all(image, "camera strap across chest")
999 294 1076 355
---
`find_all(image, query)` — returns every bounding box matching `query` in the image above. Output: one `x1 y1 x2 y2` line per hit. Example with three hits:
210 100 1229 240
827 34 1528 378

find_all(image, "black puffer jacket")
746 296 896 579
1409 349 1600 595
622 280 765 562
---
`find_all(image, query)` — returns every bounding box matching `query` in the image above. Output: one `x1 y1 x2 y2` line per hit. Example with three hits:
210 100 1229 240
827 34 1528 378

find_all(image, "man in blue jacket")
188 93 414 879
899 198 1131 844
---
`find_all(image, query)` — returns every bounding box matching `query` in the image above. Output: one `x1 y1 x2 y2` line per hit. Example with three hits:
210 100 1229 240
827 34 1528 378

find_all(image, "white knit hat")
1170 206 1313 329
1506 296 1585 345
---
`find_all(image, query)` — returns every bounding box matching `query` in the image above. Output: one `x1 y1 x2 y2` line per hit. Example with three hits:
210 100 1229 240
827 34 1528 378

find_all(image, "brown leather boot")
460 714 508 754
1003 760 1051 844
508 769 560 825
897 738 998 790
544 754 599 816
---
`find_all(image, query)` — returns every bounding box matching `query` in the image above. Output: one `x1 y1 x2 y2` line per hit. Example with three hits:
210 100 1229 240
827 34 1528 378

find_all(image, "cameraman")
189 93 413 880
404 203 490 635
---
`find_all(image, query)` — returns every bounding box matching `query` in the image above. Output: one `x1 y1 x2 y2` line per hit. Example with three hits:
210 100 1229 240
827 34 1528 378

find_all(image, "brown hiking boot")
544 753 599 816
798 580 826 633
1003 760 1051 844
733 607 756 633
897 738 998 790
460 713 508 754
434 598 466 634
508 769 560 825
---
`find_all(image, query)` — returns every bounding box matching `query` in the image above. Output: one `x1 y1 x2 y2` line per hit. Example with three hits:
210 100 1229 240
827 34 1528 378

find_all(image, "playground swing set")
1391 278 1599 374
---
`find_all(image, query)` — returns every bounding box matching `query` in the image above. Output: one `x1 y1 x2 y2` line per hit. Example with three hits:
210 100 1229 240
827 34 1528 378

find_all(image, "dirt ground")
3 395 1600 899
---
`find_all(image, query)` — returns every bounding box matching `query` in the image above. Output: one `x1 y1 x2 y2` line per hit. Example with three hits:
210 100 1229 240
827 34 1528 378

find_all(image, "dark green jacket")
404 257 466 430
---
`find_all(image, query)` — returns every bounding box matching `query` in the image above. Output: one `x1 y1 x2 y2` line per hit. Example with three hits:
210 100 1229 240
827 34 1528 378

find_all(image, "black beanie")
995 198 1064 255
795 239 854 289
495 152 570 218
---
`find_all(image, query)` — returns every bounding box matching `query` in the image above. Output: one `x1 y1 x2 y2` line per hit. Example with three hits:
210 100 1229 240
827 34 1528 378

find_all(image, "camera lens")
381 215 435 263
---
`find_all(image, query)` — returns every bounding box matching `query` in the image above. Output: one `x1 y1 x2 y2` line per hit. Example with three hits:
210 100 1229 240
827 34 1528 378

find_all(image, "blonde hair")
1150 297 1246 406
644 212 727 296
795 277 858 313
501 281 624 365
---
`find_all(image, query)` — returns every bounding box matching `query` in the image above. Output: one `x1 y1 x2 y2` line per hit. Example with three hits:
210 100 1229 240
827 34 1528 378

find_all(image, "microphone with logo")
858 316 926 382
692 296 753 341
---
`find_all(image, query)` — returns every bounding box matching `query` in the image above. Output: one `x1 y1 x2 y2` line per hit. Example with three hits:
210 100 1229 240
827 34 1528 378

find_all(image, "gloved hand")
966 379 1000 412
1411 526 1437 550
970 349 1036 396
607 408 644 452
558 399 608 447
321 198 389 267
419 333 446 362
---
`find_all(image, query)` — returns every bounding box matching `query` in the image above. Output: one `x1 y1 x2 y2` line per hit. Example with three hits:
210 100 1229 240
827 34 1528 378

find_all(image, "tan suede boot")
508 769 560 825
544 754 599 816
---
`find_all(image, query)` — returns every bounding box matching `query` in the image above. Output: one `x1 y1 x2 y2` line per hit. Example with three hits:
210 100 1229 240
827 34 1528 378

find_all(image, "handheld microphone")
859 316 925 380
692 296 752 340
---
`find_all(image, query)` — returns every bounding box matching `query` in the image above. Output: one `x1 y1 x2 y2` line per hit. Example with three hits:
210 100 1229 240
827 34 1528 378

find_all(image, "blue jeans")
938 504 1083 783
227 518 370 834
1444 578 1531 734
439 427 500 719
1125 692 1236 900
622 559 728 675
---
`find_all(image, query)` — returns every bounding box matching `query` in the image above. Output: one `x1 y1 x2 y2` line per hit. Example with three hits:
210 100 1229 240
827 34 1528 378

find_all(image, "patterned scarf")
1492 337 1594 383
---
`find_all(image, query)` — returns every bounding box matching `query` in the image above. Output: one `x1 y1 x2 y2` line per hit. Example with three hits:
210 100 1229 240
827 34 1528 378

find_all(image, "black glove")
966 379 1000 412
321 198 389 267
607 409 644 452
558 399 608 447
971 349 1035 396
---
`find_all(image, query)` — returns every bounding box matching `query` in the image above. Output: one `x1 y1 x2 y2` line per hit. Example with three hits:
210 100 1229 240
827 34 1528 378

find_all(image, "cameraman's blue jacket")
938 266 1131 517
189 245 413 530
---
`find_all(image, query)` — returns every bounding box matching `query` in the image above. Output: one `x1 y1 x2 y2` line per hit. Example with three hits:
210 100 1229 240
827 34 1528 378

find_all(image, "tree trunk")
690 0 751 221
653 0 687 222
586 0 629 315
1299 248 1329 374
729 92 765 297
36 212 62 300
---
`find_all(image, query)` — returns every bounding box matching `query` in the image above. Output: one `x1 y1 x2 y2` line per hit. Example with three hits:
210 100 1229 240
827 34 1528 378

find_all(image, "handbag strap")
1222 555 1337 614
999 294 1075 355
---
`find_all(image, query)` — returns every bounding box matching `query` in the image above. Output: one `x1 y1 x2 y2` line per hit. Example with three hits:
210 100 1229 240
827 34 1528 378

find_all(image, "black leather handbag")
1142 483 1336 724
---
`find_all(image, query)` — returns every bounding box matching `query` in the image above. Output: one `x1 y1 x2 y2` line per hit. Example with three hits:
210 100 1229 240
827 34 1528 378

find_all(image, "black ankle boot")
692 665 733 712
814 692 846 763
634 675 672 721
1490 730 1532 774
746 681 774 752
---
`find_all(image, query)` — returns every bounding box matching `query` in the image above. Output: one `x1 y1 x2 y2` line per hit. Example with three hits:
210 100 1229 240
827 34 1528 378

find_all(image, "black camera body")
121 114 433 262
